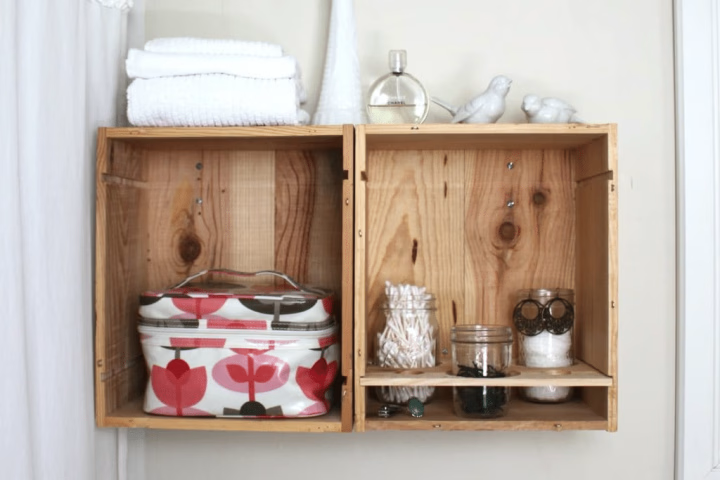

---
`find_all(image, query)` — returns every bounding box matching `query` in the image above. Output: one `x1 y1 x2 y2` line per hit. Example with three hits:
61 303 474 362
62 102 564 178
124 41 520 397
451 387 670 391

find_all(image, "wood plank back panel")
275 150 315 280
362 148 575 360
276 150 343 293
141 147 345 315
365 150 465 363
105 139 144 180
143 149 208 287
275 148 347 389
202 150 276 274
464 149 575 356
141 149 280 286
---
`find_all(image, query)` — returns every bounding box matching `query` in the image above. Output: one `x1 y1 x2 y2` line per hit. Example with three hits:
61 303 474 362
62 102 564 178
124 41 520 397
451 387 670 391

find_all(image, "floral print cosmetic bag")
138 270 338 418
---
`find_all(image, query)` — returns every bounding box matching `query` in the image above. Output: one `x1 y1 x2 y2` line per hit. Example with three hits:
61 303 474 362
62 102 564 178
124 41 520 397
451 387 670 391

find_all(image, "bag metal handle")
171 269 326 296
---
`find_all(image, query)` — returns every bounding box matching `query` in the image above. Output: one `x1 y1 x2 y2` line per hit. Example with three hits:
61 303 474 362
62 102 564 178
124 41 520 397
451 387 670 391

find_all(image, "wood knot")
498 222 517 242
178 233 201 263
533 191 547 206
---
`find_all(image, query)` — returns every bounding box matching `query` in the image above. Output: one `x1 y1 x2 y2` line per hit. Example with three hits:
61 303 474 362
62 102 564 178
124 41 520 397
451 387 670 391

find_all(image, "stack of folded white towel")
126 37 310 127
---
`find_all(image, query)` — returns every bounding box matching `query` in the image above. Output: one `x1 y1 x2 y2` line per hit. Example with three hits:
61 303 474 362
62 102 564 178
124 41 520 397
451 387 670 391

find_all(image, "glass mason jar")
451 325 513 418
514 288 575 403
375 294 438 405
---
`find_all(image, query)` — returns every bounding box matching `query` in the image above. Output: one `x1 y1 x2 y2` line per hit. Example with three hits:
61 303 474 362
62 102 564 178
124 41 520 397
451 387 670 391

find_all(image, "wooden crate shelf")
353 123 618 432
95 126 354 433
361 360 612 387
96 123 617 433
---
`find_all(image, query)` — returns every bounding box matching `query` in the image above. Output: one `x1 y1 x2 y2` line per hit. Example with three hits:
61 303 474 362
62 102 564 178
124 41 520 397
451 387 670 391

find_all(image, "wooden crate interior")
95 127 353 432
354 124 617 431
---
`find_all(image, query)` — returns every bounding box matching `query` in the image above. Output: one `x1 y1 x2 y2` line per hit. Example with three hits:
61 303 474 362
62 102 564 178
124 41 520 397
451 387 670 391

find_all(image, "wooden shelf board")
363 396 608 431
360 360 612 387
101 399 343 433
103 126 345 151
361 123 613 150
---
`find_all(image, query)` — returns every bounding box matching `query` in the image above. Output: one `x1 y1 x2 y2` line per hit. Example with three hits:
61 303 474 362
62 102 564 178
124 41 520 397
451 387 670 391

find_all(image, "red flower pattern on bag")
296 358 338 408
212 349 289 401
321 296 333 315
151 358 208 416
172 297 226 318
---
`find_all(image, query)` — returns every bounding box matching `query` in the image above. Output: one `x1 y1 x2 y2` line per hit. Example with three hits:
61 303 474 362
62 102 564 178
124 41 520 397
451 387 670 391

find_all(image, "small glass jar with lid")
375 291 438 405
451 325 513 418
513 288 575 403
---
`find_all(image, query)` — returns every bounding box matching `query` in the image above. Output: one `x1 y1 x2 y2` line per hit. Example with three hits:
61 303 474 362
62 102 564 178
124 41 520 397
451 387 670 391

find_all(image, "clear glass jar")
375 294 437 405
514 288 575 403
451 325 513 418
366 50 429 124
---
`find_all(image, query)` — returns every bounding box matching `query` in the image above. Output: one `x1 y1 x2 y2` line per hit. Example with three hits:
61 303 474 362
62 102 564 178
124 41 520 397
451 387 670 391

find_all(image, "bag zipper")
138 324 337 338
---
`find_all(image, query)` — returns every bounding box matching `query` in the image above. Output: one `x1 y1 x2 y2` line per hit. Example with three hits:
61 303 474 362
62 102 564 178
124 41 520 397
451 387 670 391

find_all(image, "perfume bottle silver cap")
388 50 407 73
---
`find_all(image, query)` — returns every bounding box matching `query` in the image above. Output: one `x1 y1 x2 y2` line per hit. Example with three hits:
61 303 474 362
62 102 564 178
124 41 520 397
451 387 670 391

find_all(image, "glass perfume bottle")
366 50 429 124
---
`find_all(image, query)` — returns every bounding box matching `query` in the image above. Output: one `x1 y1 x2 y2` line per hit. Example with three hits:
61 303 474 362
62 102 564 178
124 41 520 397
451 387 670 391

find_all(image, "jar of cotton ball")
513 288 575 403
375 282 438 405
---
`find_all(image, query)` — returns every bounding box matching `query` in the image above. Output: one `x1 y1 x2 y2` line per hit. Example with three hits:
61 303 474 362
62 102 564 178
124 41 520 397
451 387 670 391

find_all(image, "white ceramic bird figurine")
521 94 584 123
432 75 512 124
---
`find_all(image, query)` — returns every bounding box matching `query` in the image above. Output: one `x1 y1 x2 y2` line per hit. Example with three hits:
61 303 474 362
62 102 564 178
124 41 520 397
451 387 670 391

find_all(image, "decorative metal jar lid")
512 297 574 336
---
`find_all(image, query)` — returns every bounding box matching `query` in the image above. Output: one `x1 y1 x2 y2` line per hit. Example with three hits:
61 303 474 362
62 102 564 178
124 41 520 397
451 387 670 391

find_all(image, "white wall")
139 1 676 478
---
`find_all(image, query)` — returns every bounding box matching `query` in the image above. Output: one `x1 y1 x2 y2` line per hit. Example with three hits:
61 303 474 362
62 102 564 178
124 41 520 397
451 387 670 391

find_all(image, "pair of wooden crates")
95 123 617 433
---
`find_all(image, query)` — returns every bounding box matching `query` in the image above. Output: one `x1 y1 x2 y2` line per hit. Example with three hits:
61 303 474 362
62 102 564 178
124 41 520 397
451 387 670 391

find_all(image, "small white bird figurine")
521 94 584 123
432 75 512 124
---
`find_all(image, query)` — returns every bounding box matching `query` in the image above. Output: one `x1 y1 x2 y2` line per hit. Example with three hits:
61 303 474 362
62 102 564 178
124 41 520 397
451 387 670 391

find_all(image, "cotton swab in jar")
376 281 436 403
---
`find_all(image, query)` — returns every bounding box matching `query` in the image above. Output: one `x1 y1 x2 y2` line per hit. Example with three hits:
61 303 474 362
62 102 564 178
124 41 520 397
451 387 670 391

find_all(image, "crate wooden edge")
104 125 346 139
362 396 609 432
99 399 344 433
341 123 355 432
353 124 368 432
361 122 615 135
607 123 619 432
94 127 110 426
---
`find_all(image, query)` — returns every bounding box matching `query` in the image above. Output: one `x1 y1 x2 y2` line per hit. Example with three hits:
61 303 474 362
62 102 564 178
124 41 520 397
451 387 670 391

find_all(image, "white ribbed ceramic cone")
312 0 367 125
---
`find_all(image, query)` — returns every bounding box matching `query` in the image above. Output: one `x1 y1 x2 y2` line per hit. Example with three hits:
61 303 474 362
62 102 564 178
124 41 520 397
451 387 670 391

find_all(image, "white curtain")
1 0 133 478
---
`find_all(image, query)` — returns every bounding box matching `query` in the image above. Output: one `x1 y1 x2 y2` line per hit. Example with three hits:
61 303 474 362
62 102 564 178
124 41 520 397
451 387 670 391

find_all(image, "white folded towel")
126 48 299 80
92 0 133 9
127 74 309 127
144 37 283 57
